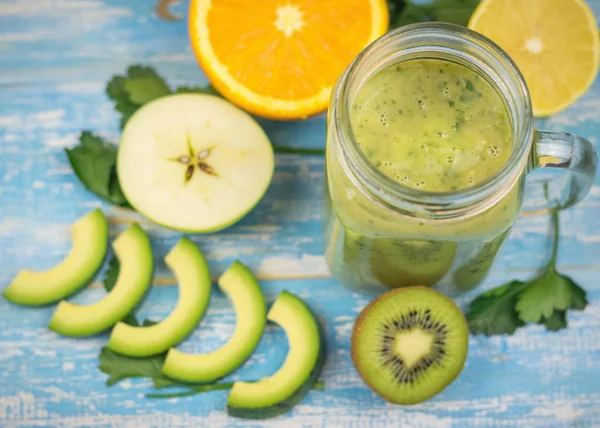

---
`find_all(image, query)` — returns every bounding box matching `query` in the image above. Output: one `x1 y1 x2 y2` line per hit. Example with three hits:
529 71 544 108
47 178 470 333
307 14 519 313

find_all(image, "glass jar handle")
524 130 597 214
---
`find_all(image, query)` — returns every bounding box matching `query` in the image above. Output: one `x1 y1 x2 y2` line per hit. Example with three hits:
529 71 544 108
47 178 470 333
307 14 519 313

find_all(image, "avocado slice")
3 209 108 306
107 237 212 357
161 261 266 382
48 224 153 337
227 291 326 419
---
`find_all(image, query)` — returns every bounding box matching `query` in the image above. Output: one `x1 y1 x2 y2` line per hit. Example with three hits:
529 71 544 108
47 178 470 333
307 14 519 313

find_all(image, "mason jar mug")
324 23 598 295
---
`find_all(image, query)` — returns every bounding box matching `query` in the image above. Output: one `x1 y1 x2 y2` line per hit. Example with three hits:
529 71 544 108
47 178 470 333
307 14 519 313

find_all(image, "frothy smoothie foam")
351 59 511 192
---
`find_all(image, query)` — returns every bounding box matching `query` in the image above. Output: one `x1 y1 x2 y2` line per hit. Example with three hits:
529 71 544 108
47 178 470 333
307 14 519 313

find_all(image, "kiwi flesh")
351 286 468 405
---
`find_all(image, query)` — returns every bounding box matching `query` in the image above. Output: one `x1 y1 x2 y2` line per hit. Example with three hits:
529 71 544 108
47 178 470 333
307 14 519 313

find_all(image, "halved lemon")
469 0 600 117
189 0 389 120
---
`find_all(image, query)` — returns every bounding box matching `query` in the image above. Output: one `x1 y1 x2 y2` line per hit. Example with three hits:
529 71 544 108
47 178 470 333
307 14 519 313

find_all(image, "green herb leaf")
98 347 173 388
541 310 567 332
272 145 325 155
124 78 171 105
515 270 575 323
102 257 138 327
175 85 220 96
566 276 588 310
468 209 588 336
392 2 431 27
466 280 528 336
102 256 120 292
106 65 172 129
65 131 130 207
515 210 587 323
146 382 236 399
389 0 480 29
97 318 186 389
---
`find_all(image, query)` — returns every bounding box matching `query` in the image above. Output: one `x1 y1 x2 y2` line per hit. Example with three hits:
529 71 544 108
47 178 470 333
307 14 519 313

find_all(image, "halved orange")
189 0 389 120
469 0 600 117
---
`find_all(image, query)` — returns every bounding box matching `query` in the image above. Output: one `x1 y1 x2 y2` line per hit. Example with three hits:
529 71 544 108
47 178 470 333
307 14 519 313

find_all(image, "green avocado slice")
107 237 212 357
161 261 266 382
48 223 153 337
226 291 326 419
3 209 108 306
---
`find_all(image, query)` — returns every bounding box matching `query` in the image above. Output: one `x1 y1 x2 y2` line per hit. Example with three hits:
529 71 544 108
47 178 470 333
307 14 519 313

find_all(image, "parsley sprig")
106 65 217 129
65 132 130 207
466 209 588 336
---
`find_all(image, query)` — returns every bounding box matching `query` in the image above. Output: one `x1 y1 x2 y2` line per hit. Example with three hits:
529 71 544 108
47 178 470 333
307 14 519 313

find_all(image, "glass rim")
333 22 534 219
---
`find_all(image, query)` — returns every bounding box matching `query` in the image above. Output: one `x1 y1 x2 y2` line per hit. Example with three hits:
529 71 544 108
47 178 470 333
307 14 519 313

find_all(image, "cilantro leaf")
127 65 163 79
102 257 138 327
146 382 236 399
98 319 177 389
65 131 130 207
389 0 479 29
102 256 120 292
515 210 587 324
124 77 171 105
106 65 172 129
98 347 173 388
114 98 139 129
566 277 588 310
515 270 574 323
106 76 128 101
175 85 220 96
466 280 528 336
541 310 567 332
468 209 588 336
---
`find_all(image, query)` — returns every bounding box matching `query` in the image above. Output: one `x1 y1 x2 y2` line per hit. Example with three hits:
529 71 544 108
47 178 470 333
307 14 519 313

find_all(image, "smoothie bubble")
488 144 501 157
469 171 475 184
398 174 412 184
378 111 389 127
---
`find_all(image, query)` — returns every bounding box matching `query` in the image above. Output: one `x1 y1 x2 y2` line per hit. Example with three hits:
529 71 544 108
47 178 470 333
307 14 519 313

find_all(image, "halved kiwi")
351 286 468 405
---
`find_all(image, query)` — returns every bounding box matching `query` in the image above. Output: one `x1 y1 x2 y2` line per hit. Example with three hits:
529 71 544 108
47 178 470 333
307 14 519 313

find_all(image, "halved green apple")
117 94 274 232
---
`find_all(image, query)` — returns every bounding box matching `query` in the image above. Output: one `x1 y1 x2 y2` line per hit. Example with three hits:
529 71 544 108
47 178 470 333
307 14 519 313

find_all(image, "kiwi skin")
351 286 468 405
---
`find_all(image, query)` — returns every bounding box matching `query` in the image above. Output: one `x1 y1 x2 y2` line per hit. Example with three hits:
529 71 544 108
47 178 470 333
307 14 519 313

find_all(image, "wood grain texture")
1 0 600 426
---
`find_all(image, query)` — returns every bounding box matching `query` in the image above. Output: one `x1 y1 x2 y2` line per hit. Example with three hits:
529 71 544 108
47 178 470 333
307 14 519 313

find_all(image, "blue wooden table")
1 1 599 426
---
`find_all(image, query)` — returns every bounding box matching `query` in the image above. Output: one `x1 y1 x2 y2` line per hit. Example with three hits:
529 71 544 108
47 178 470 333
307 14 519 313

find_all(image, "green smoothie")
325 59 523 294
352 59 511 192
